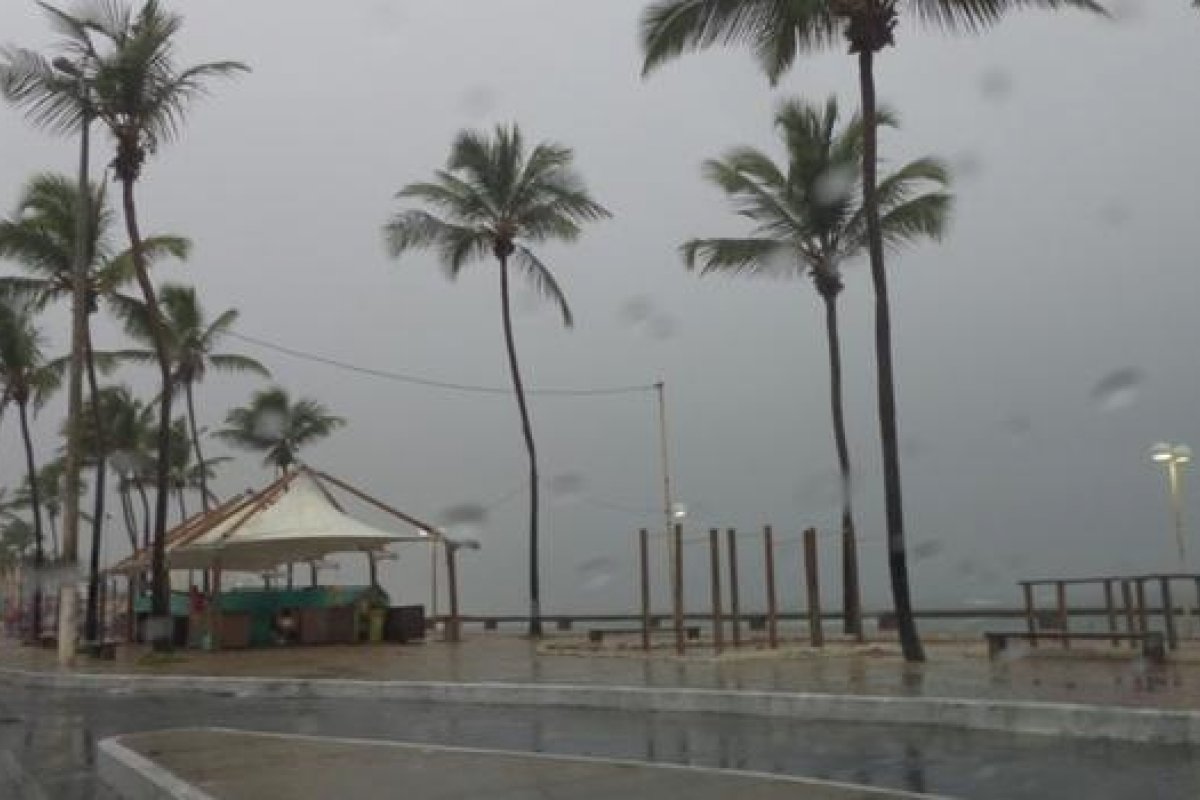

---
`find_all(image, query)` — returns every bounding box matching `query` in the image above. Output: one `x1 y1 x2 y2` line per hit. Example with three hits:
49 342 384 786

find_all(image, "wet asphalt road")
0 684 1197 799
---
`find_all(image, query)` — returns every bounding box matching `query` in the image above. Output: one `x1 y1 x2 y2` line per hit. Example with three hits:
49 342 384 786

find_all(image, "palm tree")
112 284 268 512
0 173 186 644
383 124 610 637
215 387 344 474
640 0 1100 662
0 299 65 636
0 1 247 635
683 96 951 637
12 457 92 561
164 415 229 522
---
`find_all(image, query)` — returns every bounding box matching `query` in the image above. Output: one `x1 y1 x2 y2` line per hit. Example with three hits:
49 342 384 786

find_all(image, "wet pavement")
115 730 929 799
3 633 1197 711
1 683 1198 799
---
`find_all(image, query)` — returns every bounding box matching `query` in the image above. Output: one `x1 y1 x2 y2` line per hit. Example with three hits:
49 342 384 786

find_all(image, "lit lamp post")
1151 442 1191 573
51 55 92 667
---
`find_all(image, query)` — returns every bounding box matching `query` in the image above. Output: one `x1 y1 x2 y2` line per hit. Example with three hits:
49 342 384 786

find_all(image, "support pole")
726 528 740 648
1055 581 1069 649
708 529 723 655
1161 577 1178 651
445 544 460 643
803 528 824 647
1121 579 1137 643
639 528 651 652
673 523 684 656
1136 579 1149 637
1104 579 1118 647
1022 583 1037 647
763 525 778 649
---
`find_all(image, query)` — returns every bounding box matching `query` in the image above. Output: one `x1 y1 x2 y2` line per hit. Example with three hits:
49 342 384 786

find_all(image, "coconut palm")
112 284 268 512
164 415 229 522
0 173 188 642
0 1 248 634
383 124 610 637
10 457 93 561
683 96 951 637
0 299 66 636
640 0 1100 662
215 387 344 474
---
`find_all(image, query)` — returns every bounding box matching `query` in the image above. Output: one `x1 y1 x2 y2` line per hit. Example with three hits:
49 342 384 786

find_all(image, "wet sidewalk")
2 633 1196 710
104 729 941 800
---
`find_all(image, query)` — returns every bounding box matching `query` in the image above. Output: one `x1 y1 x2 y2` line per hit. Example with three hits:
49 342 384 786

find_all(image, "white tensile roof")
114 468 439 574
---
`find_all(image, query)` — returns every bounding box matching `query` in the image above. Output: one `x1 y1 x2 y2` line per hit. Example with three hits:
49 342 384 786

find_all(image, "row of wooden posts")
637 524 834 654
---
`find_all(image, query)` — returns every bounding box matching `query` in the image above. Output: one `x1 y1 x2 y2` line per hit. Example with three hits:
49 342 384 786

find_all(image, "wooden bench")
588 626 700 644
985 630 1166 663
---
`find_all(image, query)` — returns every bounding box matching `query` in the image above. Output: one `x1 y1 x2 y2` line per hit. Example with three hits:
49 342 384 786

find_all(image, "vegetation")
683 96 951 637
640 0 1102 662
384 124 610 637
215 387 344 473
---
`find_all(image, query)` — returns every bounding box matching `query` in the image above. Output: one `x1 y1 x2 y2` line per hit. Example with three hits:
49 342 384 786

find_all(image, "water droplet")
1000 414 1033 439
618 295 676 341
1097 200 1131 228
459 85 496 120
794 470 857 518
439 503 488 544
813 164 856 205
253 410 287 440
619 296 654 326
953 152 984 182
998 640 1030 663
912 539 944 561
978 67 1012 102
548 473 586 505
647 314 676 340
576 557 617 591
1090 368 1145 413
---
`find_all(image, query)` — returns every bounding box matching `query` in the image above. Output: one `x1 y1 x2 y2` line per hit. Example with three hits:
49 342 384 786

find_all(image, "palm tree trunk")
119 484 138 555
18 400 44 639
47 512 59 562
498 254 542 638
858 47 923 662
822 290 863 640
184 381 211 512
119 176 174 642
134 477 151 551
176 486 187 524
84 324 107 644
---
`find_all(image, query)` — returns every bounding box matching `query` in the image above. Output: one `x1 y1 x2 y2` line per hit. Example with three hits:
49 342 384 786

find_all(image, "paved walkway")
2 633 1196 710
108 729 942 800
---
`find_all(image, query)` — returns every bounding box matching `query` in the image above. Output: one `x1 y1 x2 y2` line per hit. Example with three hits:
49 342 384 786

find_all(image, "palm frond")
912 0 1108 32
206 353 269 377
681 237 796 277
512 246 574 327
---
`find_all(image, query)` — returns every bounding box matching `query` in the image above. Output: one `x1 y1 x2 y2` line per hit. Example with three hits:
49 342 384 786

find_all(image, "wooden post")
726 529 741 648
673 523 684 656
286 563 294 590
1021 583 1037 647
1121 579 1137 642
639 529 651 652
210 563 222 651
763 525 778 649
1136 579 1149 637
708 529 724 654
445 544 460 643
1055 581 1069 649
309 562 318 588
803 528 824 647
367 552 379 589
1103 580 1119 647
1161 577 1178 651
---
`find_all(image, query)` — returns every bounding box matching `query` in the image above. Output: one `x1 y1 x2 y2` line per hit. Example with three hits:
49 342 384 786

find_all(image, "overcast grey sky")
1 1 1198 617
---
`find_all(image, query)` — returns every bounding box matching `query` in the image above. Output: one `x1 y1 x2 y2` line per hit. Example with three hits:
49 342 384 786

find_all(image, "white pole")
656 381 675 596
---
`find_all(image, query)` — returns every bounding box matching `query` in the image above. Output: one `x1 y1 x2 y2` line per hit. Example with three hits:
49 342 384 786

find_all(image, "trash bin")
369 608 385 643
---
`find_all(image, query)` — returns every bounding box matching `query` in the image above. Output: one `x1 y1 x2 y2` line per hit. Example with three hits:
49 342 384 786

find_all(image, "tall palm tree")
214 387 344 474
383 124 610 637
12 457 92 561
683 96 951 637
164 415 228 522
640 0 1100 661
0 173 186 643
0 1 247 635
0 299 65 636
112 284 268 512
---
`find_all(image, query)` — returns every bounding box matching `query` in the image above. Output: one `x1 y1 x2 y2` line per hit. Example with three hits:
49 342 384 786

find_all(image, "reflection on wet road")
0 685 1197 799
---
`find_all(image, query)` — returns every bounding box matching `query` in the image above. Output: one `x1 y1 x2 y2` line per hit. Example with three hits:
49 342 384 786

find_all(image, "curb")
97 737 217 800
5 666 1198 745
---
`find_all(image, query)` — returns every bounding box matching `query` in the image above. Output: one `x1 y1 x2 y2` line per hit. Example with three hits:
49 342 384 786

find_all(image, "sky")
1 0 1198 620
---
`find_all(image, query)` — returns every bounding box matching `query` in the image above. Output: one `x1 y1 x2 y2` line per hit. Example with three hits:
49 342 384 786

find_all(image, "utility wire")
227 330 656 398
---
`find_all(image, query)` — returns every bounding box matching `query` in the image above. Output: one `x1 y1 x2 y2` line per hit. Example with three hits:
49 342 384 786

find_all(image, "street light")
1150 442 1191 572
51 54 92 667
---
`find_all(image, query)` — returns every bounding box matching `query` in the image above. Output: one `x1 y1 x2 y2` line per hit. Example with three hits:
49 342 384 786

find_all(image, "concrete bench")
588 626 700 644
985 630 1166 663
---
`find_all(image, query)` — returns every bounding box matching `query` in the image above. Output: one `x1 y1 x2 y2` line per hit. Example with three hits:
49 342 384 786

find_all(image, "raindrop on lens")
548 473 586 505
576 557 617 591
1090 367 1144 413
